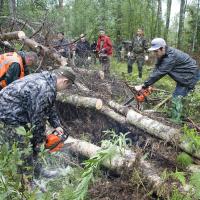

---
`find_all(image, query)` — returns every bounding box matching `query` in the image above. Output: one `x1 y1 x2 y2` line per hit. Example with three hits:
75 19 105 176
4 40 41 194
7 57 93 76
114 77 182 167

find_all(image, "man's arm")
143 56 175 87
4 63 21 85
48 103 61 128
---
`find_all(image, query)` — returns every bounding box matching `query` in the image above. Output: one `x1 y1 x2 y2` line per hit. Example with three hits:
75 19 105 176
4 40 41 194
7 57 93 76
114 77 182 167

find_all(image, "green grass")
110 58 175 92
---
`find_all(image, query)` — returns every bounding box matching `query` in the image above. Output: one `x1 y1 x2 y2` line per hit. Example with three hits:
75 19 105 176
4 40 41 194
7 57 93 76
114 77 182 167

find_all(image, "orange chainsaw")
45 129 68 153
123 84 153 110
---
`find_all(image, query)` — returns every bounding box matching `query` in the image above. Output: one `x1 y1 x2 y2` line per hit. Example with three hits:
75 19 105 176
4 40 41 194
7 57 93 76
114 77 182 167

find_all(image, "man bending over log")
0 67 76 189
0 51 38 90
135 38 200 123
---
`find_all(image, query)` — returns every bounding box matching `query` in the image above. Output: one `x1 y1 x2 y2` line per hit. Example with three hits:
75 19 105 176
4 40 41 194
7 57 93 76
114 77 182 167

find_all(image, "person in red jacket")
96 28 112 77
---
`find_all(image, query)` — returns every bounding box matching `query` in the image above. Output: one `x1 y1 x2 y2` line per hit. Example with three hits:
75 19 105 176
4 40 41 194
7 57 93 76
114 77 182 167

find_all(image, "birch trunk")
64 136 163 188
0 31 25 40
57 94 103 110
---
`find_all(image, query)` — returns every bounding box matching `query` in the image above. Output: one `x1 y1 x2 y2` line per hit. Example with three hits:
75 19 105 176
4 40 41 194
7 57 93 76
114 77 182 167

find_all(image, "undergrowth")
0 126 131 200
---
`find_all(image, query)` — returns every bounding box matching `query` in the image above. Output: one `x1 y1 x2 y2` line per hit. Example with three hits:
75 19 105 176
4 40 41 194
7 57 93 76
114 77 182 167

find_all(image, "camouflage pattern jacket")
0 71 61 145
131 36 148 54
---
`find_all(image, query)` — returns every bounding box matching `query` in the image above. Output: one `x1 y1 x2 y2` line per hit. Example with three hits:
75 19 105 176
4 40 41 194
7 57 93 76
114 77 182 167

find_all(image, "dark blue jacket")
144 47 199 88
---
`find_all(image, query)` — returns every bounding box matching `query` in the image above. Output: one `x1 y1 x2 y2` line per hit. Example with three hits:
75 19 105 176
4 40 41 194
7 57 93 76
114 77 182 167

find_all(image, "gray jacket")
0 71 61 144
144 47 199 88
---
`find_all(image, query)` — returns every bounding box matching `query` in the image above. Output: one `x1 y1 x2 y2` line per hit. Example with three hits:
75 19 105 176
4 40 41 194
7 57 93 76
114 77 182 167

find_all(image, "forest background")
1 0 200 54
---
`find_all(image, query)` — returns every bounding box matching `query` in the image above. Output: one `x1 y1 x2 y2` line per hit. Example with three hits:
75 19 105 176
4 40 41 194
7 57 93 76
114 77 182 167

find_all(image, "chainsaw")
123 84 153 110
45 129 69 153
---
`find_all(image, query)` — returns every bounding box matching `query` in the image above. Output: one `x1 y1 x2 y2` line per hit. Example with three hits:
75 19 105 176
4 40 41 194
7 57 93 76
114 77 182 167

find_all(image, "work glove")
134 85 144 91
127 52 131 57
145 55 149 61
88 56 91 61
55 127 64 136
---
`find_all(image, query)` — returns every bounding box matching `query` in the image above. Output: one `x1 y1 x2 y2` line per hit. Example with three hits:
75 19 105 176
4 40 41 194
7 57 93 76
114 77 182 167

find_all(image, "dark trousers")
173 71 200 97
99 56 110 76
127 55 145 78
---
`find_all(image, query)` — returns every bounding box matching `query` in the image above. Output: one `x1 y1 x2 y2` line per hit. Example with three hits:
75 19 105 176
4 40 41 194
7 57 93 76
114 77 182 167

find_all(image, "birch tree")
192 0 200 51
177 0 187 49
164 0 172 42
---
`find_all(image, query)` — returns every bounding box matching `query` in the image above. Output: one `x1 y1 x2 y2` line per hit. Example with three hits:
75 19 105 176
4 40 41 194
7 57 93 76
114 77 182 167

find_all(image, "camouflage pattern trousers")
127 53 145 78
99 55 110 77
0 123 39 179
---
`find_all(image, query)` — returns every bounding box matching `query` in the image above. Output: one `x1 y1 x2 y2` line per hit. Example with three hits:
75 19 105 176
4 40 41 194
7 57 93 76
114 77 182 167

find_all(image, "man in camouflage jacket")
0 67 76 179
127 28 148 78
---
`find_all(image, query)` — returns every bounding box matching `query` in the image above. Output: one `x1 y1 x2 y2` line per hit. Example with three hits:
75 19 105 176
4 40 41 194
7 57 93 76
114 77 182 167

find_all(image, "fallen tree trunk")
21 36 68 66
64 136 163 188
109 101 200 159
0 31 26 40
64 136 190 196
100 105 126 124
57 93 103 110
108 100 129 116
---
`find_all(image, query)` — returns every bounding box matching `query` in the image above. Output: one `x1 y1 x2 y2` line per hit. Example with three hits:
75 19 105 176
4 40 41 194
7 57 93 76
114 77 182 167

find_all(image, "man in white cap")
135 38 200 123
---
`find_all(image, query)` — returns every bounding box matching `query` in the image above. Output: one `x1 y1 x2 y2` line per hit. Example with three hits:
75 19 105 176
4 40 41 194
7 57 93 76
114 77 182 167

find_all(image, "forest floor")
53 59 200 199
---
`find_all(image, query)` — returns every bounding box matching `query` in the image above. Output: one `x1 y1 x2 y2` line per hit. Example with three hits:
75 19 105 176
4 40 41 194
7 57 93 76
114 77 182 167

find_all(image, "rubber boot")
171 96 183 124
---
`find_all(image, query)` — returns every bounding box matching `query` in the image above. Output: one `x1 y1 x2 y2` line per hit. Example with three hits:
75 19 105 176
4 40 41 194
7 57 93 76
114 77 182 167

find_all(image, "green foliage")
190 172 200 199
181 125 200 153
182 86 200 121
62 130 130 200
176 152 193 168
170 188 192 200
170 170 186 186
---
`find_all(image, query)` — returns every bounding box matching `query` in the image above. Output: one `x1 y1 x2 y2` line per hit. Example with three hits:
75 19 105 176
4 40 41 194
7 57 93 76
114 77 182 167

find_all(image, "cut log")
57 93 103 110
127 109 180 141
0 31 26 40
64 136 191 196
102 101 200 160
108 100 129 116
64 136 163 187
100 105 126 124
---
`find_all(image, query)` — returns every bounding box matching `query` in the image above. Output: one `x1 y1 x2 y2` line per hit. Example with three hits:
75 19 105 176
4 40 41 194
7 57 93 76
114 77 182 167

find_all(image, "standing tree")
155 0 162 36
192 0 200 52
177 0 187 49
9 0 16 18
164 0 172 42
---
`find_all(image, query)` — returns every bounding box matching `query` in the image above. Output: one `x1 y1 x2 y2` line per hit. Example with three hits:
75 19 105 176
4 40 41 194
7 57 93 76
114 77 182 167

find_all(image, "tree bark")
164 0 172 42
177 0 187 49
0 31 25 40
192 0 200 52
57 94 103 110
64 136 164 188
64 136 191 195
155 0 162 36
0 0 4 15
9 0 16 18
100 105 126 124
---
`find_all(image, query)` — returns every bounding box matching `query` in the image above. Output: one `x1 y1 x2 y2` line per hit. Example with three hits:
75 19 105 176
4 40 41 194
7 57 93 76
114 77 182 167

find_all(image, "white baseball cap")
148 38 166 51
